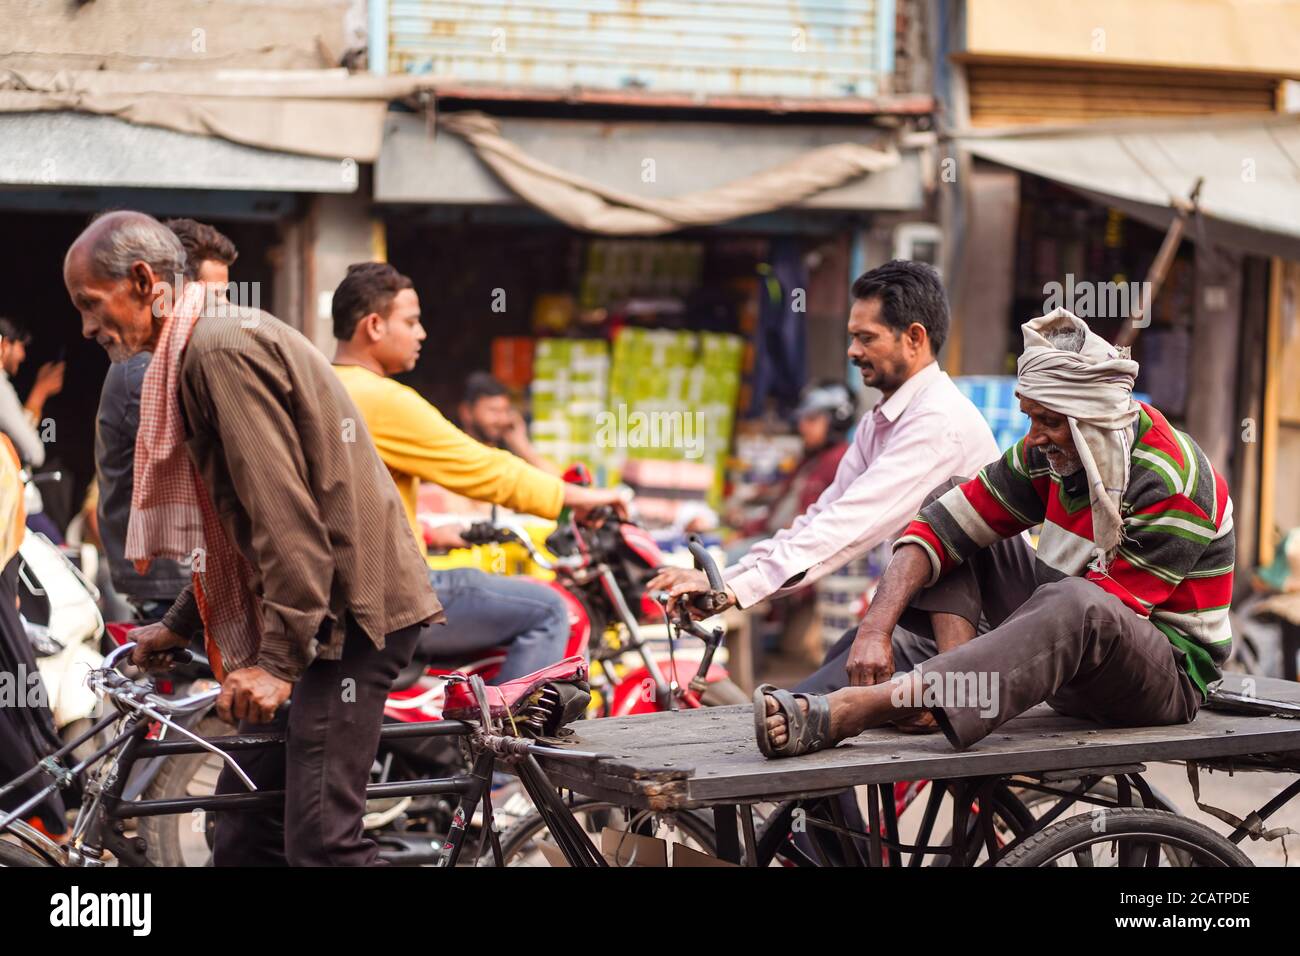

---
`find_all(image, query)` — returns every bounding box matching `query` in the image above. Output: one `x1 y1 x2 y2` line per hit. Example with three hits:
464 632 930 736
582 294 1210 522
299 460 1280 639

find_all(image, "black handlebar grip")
686 535 724 592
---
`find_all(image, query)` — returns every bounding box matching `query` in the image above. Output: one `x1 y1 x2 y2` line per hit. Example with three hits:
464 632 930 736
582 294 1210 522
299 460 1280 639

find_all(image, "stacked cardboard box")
529 338 612 478
606 328 744 507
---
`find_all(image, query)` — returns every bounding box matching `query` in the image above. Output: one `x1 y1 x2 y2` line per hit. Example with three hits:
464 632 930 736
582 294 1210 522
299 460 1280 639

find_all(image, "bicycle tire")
0 839 54 867
996 808 1254 868
1013 777 1191 865
482 798 717 866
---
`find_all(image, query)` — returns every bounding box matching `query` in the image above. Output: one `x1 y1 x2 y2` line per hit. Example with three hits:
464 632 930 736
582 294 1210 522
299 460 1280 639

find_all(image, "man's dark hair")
0 318 31 345
332 262 414 340
163 218 238 281
850 259 949 355
463 371 509 406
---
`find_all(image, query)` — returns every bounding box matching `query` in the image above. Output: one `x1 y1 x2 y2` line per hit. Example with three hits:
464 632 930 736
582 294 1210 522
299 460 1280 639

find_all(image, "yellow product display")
425 522 559 580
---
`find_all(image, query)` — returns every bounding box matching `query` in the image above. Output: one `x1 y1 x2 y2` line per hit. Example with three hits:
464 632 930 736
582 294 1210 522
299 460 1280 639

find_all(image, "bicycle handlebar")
687 535 724 592
97 641 216 715
683 534 730 616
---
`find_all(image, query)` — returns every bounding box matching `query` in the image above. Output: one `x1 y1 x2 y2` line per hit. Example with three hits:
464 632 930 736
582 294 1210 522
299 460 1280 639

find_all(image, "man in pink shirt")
652 260 1000 695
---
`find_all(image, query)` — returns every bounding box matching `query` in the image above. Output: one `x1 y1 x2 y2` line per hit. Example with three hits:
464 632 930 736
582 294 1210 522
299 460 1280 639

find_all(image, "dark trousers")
211 616 424 866
798 477 1200 749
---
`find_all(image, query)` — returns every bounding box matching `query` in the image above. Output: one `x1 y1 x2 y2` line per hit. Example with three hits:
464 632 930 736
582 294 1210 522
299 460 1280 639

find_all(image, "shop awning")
0 68 437 161
376 112 923 235
957 113 1300 260
0 112 358 193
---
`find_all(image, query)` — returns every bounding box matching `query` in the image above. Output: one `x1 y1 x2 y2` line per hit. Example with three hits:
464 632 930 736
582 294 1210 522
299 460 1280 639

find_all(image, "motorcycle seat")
442 655 589 724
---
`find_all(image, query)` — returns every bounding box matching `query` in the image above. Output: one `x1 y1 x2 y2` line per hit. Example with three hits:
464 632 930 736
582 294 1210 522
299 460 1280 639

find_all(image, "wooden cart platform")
538 674 1300 812
531 675 1300 866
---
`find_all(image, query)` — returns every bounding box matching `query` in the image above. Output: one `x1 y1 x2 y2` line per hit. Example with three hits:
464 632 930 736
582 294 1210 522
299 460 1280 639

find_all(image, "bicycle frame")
2 677 609 868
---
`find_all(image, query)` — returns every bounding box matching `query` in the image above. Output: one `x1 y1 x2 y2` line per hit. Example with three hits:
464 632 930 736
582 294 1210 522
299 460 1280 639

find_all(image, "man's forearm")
508 432 561 476
160 583 202 639
23 390 46 423
858 544 931 640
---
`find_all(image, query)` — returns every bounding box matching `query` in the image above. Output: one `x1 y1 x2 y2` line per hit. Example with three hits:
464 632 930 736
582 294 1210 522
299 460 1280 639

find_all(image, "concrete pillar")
805 233 852 384
952 164 1020 375
1185 246 1243 474
301 187 384 356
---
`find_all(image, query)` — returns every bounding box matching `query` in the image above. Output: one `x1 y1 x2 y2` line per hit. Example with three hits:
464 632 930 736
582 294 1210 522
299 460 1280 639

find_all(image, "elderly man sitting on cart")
755 309 1235 757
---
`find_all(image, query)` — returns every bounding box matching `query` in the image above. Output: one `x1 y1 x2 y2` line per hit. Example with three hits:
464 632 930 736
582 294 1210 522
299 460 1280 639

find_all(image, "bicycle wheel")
996 808 1253 868
0 838 53 867
483 799 717 867
764 781 1036 867
935 781 1038 866
137 714 233 867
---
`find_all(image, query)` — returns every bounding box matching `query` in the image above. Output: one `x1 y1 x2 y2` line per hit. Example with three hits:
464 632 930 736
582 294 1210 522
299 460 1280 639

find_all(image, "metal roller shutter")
963 58 1278 127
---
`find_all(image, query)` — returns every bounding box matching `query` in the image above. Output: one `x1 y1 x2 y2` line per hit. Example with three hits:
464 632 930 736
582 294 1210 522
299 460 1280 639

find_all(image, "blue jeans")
424 568 571 683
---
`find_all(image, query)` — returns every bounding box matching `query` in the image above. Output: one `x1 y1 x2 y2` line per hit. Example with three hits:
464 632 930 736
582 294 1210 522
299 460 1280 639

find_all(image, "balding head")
65 211 186 362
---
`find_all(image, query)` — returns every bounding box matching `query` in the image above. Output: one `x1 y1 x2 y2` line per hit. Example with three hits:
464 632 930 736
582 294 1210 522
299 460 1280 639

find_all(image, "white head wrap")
1016 308 1140 564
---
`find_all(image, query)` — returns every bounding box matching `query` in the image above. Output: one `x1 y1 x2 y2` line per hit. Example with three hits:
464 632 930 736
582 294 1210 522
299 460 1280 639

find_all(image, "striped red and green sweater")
896 402 1234 695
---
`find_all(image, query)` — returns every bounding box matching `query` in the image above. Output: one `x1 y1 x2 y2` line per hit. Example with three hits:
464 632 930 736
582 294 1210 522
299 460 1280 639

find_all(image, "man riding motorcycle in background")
331 262 627 683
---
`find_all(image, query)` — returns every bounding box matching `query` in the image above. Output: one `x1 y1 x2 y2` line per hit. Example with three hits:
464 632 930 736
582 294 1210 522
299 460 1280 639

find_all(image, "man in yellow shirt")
331 263 625 682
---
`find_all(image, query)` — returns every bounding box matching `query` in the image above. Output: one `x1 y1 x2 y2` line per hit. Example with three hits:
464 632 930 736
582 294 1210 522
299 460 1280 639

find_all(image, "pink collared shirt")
724 361 1002 608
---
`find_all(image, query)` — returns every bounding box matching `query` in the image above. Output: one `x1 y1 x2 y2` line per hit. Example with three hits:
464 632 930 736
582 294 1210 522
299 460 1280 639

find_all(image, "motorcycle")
17 529 105 743
369 499 746 862
454 509 743 717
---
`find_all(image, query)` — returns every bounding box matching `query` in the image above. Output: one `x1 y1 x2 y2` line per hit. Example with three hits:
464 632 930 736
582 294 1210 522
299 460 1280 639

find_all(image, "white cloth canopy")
0 68 438 161
959 113 1300 258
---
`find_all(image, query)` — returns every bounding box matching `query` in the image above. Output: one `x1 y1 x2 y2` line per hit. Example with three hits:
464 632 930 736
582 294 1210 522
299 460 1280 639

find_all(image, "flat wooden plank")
538 675 1300 811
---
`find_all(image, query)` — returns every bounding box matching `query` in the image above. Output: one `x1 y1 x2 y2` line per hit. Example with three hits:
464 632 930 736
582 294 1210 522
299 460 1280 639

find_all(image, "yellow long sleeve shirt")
333 364 565 541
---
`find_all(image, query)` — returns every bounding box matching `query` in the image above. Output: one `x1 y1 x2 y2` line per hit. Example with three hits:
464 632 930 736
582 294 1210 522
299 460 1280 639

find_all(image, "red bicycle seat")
443 656 588 720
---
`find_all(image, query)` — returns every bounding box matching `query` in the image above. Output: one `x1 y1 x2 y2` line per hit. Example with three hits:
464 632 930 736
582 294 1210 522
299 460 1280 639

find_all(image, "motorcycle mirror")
563 463 592 487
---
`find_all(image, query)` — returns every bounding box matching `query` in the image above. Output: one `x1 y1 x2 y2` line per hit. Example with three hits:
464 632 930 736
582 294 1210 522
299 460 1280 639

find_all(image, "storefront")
0 111 340 519
0 69 439 515
375 111 929 521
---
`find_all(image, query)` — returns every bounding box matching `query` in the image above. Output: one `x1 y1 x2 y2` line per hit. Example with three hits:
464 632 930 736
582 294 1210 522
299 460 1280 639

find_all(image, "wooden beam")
1259 257 1284 565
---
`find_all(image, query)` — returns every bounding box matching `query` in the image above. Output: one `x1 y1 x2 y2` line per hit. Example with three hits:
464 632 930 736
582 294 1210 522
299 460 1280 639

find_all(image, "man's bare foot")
763 692 805 751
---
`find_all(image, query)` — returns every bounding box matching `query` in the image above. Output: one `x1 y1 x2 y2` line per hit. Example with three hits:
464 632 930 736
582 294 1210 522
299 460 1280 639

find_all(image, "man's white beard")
1045 447 1084 477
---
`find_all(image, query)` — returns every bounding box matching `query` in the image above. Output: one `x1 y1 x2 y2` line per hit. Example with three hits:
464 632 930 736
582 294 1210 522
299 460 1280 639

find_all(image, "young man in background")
331 262 625 682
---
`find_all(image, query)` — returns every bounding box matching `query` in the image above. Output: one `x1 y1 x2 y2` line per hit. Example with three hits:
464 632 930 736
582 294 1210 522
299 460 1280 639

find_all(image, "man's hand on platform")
846 626 894 687
893 711 938 734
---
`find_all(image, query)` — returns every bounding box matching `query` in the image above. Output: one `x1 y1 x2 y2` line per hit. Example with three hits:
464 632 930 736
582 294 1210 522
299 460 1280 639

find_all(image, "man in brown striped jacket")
65 211 441 866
